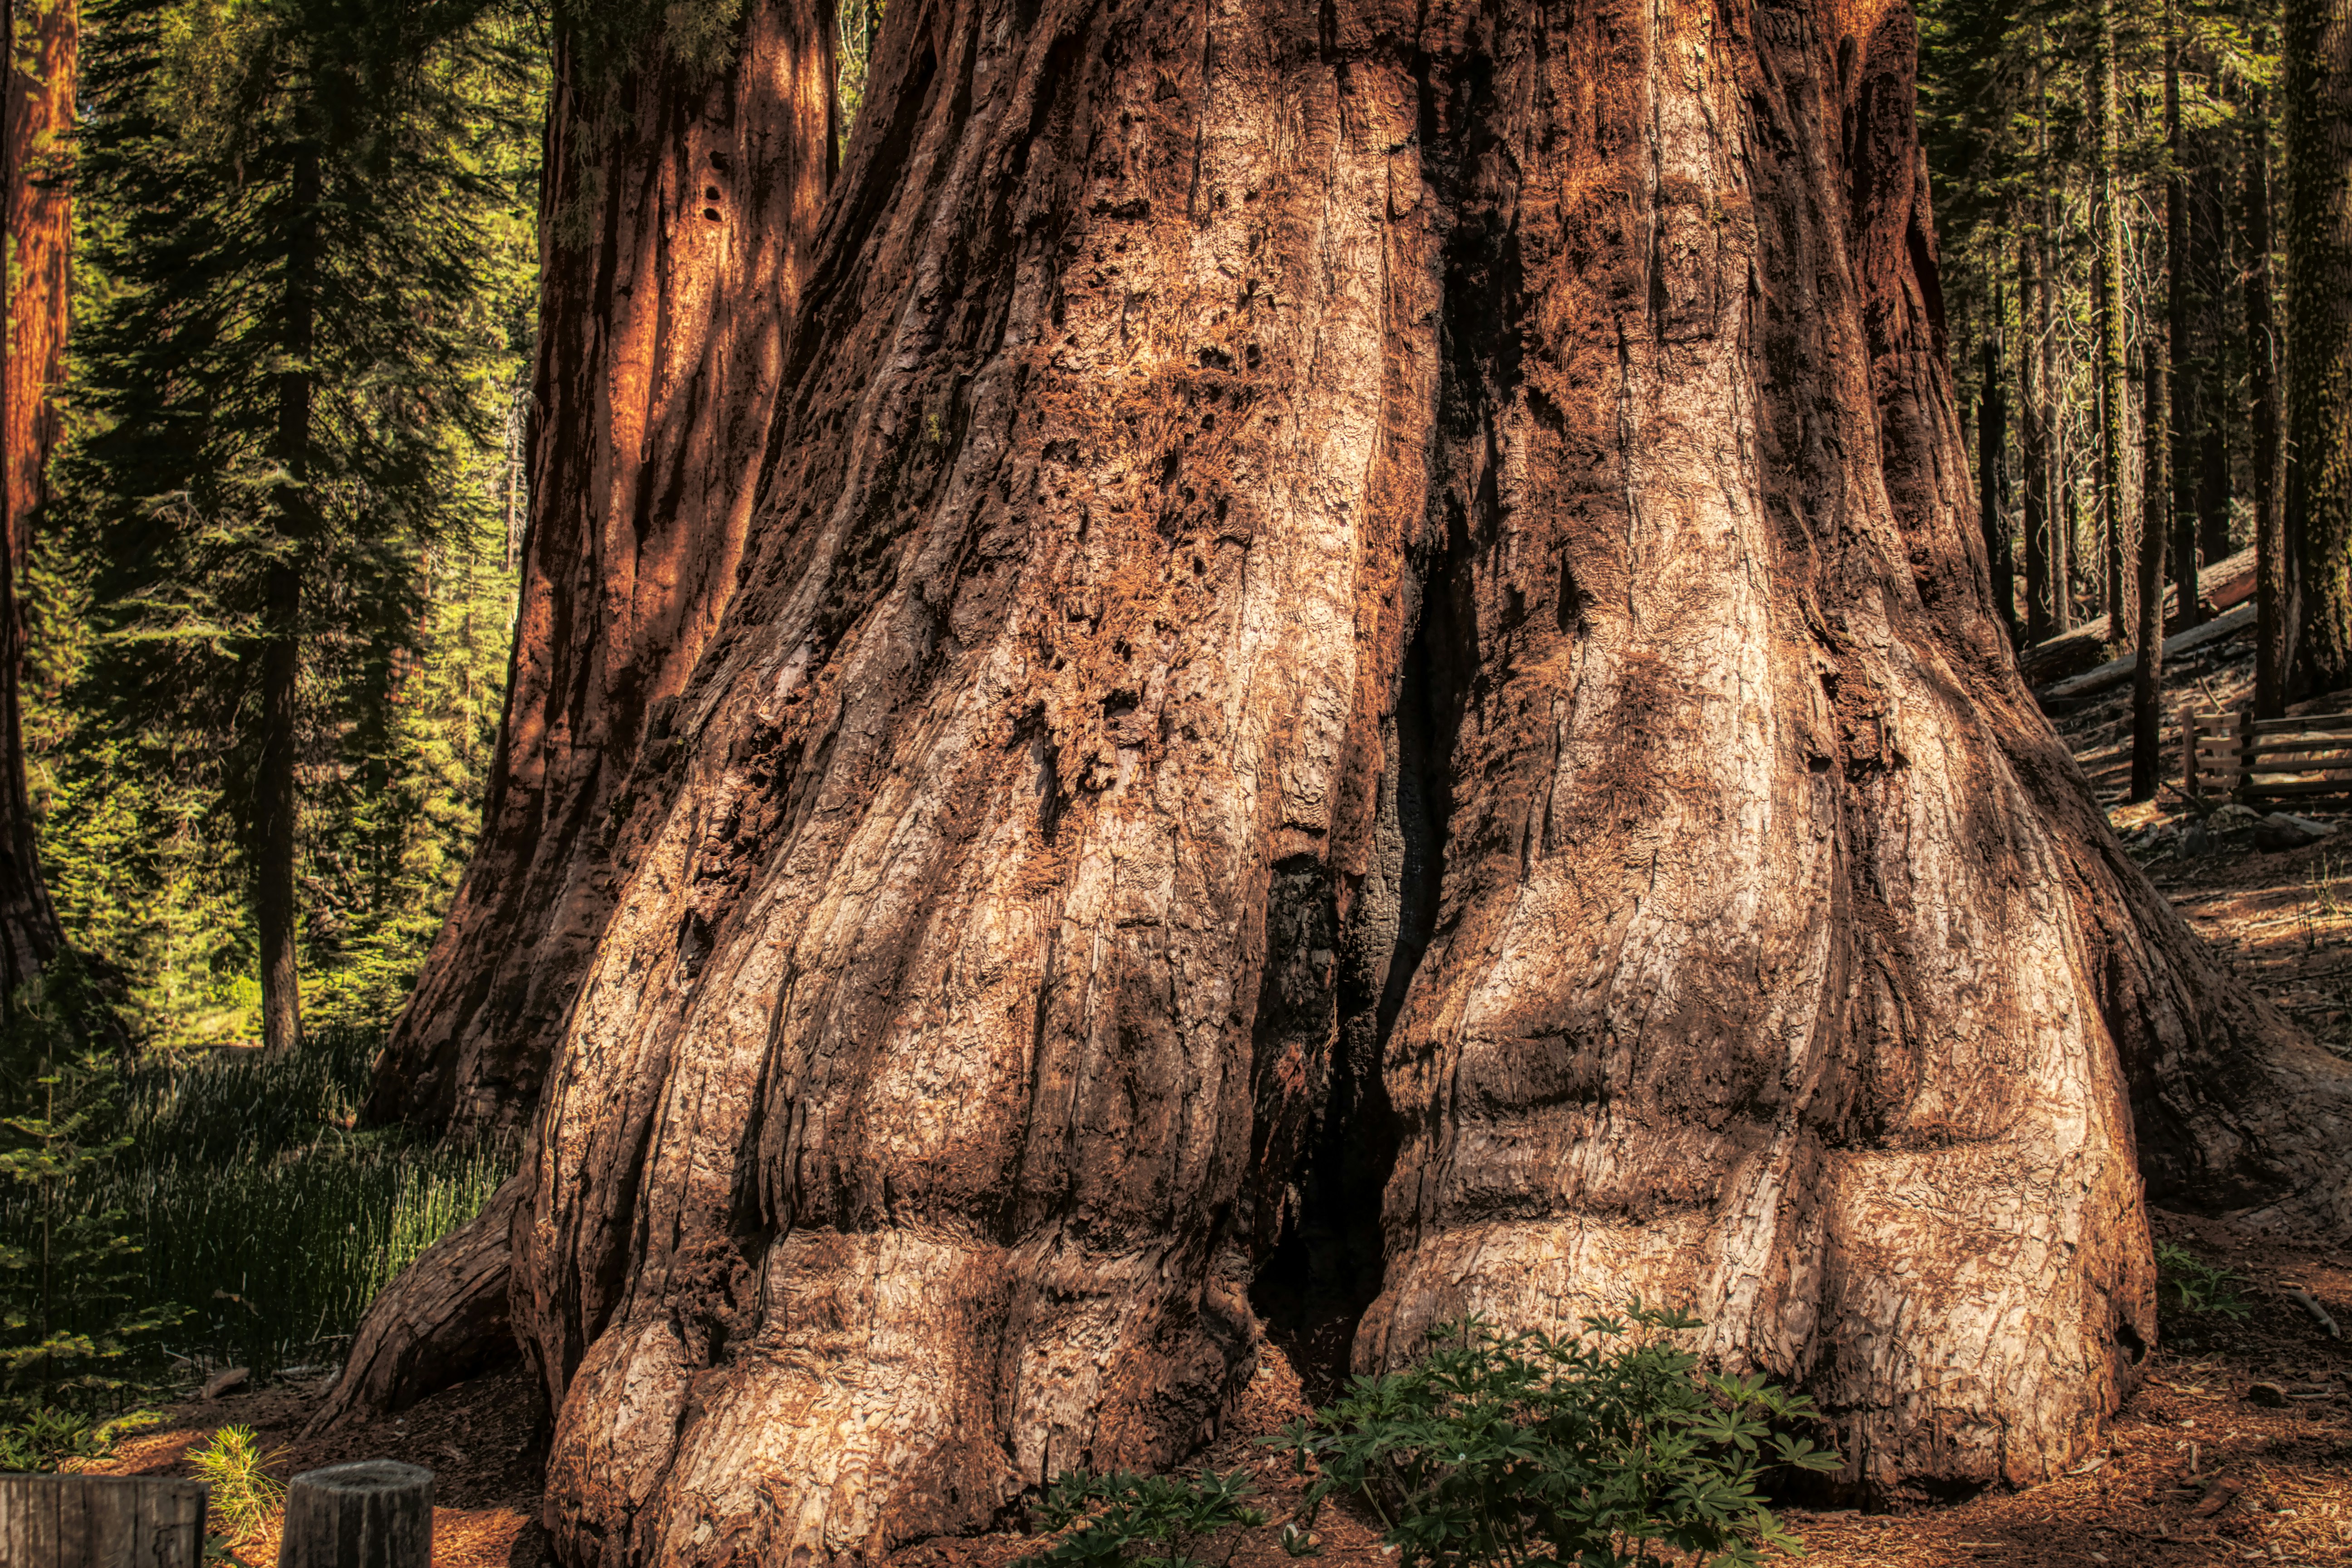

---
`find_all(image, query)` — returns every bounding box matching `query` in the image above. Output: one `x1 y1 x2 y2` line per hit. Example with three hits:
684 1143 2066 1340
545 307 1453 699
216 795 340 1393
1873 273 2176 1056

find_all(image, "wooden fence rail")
0 1462 430 1568
2184 710 2352 804
0 1475 206 1568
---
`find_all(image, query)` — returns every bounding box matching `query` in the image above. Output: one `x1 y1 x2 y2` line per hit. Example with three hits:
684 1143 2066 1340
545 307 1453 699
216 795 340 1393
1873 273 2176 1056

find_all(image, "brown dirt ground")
75 619 2352 1565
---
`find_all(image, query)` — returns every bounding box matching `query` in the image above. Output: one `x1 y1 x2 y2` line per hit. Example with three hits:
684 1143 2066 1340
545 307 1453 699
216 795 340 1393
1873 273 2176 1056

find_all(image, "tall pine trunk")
2098 5 2131 643
0 0 72 997
2186 126 2232 570
420 0 2352 1560
254 139 318 1056
2165 33 2199 631
1980 325 2013 638
2045 204 2072 635
2251 63 2292 716
2133 19 2181 801
2286 0 2352 692
2022 224 2054 642
362 2 836 1134
2133 326 2172 799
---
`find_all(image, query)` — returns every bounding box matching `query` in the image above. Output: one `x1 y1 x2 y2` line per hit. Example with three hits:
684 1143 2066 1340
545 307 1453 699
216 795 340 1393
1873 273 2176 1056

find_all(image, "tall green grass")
2 1025 512 1383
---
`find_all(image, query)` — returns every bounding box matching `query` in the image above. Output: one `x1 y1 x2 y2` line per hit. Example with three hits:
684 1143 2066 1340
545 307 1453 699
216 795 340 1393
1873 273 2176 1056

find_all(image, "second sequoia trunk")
363 2 835 1133
492 0 2352 1561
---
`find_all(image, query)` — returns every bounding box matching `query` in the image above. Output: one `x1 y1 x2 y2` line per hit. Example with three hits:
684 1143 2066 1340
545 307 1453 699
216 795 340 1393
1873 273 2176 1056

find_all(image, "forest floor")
76 619 2352 1566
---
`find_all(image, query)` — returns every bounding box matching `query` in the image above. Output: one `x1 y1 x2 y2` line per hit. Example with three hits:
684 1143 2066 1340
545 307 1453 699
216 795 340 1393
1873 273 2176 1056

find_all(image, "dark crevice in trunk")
1250 536 1470 1402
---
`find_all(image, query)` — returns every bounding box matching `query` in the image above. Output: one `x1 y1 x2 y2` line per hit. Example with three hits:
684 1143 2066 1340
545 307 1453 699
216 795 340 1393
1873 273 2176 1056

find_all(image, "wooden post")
275 1460 431 1568
2184 713 2200 798
2239 707 2259 805
0 1474 207 1568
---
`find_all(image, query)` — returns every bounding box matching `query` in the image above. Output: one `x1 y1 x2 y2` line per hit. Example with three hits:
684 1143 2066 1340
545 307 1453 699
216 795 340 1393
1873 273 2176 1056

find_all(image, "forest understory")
71 644 2352 1566
73 1208 2352 1568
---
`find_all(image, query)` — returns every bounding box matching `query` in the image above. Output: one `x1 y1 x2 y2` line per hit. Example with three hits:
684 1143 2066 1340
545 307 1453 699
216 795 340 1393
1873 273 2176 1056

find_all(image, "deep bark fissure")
1248 529 1469 1400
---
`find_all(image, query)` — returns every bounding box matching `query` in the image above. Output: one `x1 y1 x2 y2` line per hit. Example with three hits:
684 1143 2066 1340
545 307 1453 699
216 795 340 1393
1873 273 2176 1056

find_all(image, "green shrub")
1024 1308 1840 1568
1275 1308 1840 1568
1027 1469 1273 1568
0 964 181 1421
189 1424 286 1539
2154 1241 2249 1319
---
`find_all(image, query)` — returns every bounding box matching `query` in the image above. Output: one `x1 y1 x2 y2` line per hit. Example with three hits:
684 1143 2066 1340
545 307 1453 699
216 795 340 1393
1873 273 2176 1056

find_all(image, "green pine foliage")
39 0 541 1046
0 0 540 1457
0 960 179 1444
1918 0 2280 628
1026 1312 1841 1568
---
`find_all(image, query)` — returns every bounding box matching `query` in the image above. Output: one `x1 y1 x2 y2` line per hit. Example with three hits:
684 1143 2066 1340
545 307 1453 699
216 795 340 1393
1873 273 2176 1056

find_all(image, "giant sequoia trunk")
382 0 2352 1558
484 0 2352 1558
362 3 835 1133
0 0 73 997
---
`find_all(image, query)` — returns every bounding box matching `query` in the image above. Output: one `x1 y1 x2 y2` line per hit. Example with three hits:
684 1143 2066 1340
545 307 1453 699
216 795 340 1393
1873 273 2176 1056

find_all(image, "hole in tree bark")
1251 535 1472 1402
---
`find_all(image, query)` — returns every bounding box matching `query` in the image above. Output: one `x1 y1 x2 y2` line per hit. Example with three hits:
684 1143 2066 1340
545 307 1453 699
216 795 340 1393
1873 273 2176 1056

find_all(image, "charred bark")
0 0 72 998
2285 0 2352 694
363 1 836 1134
473 0 2352 1560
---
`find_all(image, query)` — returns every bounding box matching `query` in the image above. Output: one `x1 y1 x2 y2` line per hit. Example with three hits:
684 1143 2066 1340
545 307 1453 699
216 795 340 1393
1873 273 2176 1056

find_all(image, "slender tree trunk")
2187 124 2233 568
2038 59 2071 639
2252 66 2293 717
1980 323 2014 639
2134 328 2172 800
2023 227 2053 642
363 2 836 1133
2046 205 2072 635
476 1 2352 1561
2099 7 2132 644
0 0 72 998
2067 479 2084 628
252 139 318 1057
2165 31 2200 630
2287 0 2352 694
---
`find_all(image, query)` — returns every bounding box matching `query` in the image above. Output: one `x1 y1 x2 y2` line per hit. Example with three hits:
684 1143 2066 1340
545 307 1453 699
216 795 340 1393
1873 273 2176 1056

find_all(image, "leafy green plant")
0 964 181 1416
2154 1242 2250 1319
1026 1469 1272 1568
0 1405 165 1473
0 1404 110 1472
1276 1308 1840 1568
189 1424 286 1540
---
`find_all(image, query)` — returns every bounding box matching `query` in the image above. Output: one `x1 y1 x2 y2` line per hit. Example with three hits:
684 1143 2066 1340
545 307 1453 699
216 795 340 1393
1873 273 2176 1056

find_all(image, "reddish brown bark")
304 1176 528 1435
446 0 2352 1561
363 2 835 1132
0 0 71 997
